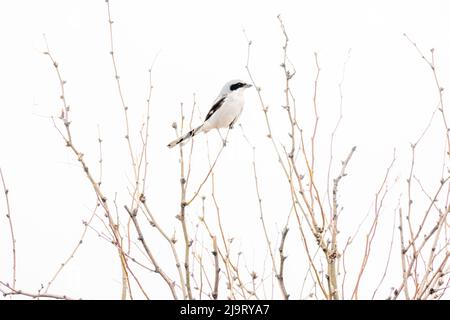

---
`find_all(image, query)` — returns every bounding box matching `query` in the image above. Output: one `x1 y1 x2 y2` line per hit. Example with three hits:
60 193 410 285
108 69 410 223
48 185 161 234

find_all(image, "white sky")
0 0 449 299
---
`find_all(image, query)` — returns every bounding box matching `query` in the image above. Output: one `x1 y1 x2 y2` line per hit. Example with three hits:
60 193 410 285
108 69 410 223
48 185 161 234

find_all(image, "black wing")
204 96 226 122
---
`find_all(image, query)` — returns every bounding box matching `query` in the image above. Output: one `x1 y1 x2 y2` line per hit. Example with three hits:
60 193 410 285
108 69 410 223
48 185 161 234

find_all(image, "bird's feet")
222 138 228 147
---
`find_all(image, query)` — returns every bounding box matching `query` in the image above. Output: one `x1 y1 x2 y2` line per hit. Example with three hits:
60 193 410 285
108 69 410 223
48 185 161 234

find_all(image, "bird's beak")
244 83 252 88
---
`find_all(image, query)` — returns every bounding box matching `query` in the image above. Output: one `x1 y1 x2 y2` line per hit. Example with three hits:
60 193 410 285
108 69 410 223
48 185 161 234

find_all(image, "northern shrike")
167 79 252 148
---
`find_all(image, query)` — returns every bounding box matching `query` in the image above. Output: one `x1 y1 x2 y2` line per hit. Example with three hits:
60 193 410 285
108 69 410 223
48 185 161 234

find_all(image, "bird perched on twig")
167 79 252 148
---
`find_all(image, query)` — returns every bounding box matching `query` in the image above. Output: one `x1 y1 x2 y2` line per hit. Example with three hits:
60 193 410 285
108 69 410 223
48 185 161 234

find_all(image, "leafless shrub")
1 3 448 300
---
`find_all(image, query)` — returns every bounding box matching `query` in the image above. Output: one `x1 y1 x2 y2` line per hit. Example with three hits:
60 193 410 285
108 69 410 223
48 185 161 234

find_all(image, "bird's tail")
167 124 204 148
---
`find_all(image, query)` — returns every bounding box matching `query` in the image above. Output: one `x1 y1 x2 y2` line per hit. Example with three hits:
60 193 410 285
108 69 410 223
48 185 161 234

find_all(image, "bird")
167 79 252 148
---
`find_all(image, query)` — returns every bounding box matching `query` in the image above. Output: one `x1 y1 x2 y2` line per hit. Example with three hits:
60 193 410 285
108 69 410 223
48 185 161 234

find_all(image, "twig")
277 227 290 299
0 169 16 290
252 145 289 299
243 30 290 179
0 281 76 300
326 49 352 211
371 198 398 299
352 151 395 299
176 102 193 300
329 146 356 299
125 206 177 299
105 0 137 178
44 203 99 293
398 207 410 299
139 198 187 299
183 130 229 207
212 236 220 299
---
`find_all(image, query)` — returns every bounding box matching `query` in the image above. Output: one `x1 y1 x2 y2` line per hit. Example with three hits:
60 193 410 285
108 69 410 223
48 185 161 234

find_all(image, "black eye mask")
229 82 245 91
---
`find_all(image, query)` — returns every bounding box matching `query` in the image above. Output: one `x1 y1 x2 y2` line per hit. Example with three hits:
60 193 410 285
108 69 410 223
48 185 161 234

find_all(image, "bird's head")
221 79 252 95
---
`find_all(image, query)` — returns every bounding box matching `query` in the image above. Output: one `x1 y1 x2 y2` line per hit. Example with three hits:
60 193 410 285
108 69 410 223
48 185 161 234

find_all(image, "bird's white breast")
203 91 245 131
